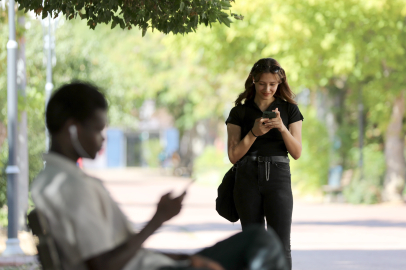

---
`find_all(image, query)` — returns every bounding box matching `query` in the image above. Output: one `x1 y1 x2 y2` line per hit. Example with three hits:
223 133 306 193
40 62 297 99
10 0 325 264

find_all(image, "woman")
226 58 303 269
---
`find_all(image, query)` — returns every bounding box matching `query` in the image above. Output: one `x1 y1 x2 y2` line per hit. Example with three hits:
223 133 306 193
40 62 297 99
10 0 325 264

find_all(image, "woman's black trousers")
234 156 293 270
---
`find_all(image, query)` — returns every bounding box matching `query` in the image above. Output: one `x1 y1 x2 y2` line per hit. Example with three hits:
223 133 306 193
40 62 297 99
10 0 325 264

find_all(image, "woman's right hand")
252 118 273 137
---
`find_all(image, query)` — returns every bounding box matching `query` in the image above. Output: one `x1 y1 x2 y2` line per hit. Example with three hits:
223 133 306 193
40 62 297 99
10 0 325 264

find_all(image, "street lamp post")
17 14 29 231
3 0 24 256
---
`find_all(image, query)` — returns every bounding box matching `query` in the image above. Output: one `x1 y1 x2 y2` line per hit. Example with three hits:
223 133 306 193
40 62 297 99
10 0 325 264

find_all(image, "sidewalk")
88 168 406 270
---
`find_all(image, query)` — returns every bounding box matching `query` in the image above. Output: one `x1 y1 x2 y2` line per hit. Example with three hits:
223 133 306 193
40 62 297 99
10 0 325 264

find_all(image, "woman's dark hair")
235 58 297 106
46 81 108 135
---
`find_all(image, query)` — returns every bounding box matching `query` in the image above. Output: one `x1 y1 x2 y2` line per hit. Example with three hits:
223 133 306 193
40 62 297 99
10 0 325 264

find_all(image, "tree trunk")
383 91 406 202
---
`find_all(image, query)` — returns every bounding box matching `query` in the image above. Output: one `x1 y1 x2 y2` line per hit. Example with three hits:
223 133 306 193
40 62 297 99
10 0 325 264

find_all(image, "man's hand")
190 255 225 270
86 192 186 270
154 191 186 223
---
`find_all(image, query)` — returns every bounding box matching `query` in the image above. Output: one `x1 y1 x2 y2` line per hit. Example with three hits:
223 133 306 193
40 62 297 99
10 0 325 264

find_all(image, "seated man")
31 82 288 270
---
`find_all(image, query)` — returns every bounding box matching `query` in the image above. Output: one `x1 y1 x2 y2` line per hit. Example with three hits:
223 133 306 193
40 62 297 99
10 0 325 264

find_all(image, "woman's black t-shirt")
225 97 304 157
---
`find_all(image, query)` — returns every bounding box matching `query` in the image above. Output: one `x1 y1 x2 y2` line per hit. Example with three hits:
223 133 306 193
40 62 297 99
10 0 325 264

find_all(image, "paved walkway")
88 168 406 270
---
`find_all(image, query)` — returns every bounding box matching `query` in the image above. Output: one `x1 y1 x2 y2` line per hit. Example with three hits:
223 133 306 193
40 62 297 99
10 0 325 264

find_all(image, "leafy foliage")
16 0 242 35
343 144 385 204
290 107 331 193
193 146 230 186
1 0 406 206
143 139 163 167
0 8 9 208
0 10 48 209
42 0 405 199
163 0 406 200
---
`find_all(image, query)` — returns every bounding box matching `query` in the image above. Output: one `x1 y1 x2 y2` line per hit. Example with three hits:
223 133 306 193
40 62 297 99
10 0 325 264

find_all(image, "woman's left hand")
269 108 287 133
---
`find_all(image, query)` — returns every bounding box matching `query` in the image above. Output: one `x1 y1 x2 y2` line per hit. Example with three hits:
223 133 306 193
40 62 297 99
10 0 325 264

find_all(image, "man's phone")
173 178 196 198
182 178 196 193
262 111 277 119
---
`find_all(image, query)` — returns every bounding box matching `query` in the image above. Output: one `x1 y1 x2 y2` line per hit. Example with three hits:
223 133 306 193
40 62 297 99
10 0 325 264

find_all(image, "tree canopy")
2 0 406 204
157 0 406 199
16 0 242 35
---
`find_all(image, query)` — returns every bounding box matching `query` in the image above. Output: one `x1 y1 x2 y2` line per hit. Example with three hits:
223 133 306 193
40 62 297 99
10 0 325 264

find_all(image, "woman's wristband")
251 129 258 137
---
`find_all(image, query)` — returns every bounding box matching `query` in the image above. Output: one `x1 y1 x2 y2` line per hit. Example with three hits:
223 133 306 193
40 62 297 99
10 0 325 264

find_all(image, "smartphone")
173 178 196 198
262 111 276 119
182 178 196 193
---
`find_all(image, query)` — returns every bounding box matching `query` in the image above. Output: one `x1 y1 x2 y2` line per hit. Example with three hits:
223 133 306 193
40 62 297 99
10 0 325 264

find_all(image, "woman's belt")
246 155 290 163
246 155 290 181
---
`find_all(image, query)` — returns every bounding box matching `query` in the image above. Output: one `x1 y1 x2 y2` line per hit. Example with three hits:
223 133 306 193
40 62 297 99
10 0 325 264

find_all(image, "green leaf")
119 19 125 29
111 20 118 29
221 1 232 7
194 14 198 28
14 0 239 35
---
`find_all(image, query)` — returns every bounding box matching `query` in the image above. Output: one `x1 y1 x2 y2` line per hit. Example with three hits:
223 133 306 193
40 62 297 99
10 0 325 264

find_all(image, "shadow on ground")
132 222 242 233
292 220 406 228
292 250 406 270
132 220 406 234
140 249 406 270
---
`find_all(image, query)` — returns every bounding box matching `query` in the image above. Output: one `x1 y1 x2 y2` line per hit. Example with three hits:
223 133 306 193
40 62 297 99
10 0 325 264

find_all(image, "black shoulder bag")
215 165 239 222
215 106 246 222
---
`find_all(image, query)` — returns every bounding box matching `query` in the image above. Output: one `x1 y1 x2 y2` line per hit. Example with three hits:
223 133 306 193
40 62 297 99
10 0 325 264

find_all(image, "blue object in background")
165 128 179 156
328 165 343 187
107 128 125 167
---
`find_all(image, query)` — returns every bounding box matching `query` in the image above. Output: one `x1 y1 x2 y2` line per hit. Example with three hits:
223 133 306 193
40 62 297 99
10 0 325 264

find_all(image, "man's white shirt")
31 152 179 270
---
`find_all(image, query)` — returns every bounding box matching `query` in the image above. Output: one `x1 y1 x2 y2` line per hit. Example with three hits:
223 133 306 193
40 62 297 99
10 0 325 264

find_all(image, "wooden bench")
322 168 353 203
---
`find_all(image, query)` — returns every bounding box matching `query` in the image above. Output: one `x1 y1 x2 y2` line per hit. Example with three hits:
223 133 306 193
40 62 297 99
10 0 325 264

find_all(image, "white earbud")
68 125 91 159
69 125 78 138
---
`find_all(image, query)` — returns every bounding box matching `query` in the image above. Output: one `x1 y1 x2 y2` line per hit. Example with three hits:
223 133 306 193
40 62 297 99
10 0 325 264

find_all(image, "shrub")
143 139 163 168
343 144 385 204
290 107 331 193
193 146 231 186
